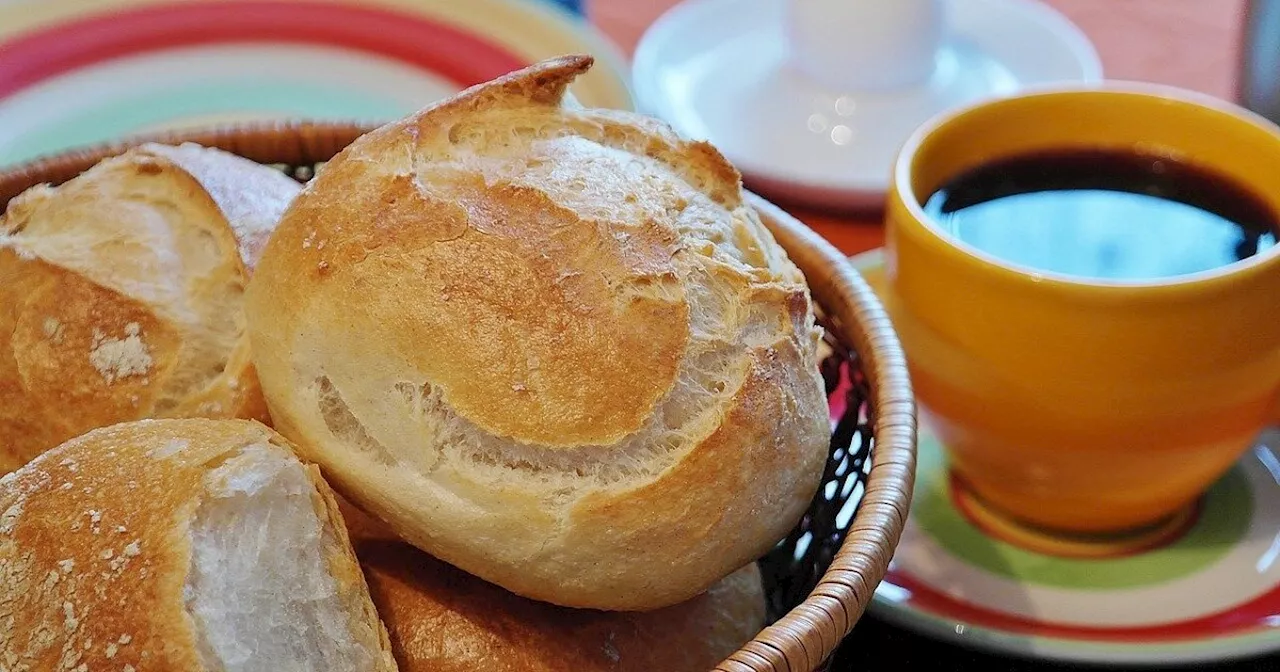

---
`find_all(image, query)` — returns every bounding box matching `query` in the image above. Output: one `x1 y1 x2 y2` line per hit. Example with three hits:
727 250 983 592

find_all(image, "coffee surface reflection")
923 149 1279 280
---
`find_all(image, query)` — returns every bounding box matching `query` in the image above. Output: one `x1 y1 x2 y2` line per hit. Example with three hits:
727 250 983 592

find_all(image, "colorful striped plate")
852 248 1280 666
0 0 633 165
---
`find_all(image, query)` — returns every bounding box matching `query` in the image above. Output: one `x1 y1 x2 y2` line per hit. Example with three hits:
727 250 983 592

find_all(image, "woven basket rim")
0 121 918 672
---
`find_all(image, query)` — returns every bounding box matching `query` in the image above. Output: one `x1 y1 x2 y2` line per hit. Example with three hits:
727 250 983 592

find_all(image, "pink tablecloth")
587 0 1248 254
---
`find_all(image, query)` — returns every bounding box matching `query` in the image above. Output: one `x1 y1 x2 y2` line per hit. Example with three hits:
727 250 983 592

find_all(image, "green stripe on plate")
4 79 411 164
914 433 1251 589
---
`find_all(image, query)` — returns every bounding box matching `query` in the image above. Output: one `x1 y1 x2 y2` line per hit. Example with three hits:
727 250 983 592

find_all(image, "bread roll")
245 55 830 610
0 418 396 671
342 502 765 672
0 143 301 474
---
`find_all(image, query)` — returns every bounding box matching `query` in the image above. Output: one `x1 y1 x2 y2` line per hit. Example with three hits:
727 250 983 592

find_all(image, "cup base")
949 472 1201 559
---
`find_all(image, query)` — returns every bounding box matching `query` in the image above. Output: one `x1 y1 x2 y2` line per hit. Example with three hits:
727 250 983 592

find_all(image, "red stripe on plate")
885 570 1280 643
0 0 528 98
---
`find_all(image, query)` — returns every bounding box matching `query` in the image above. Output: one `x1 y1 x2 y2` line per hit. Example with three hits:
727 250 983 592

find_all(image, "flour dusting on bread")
88 323 153 384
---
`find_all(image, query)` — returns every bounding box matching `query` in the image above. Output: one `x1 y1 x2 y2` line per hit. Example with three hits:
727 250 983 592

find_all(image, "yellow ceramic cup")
878 84 1280 534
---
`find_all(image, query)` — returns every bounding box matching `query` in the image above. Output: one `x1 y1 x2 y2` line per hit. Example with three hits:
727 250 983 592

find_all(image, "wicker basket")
0 122 918 672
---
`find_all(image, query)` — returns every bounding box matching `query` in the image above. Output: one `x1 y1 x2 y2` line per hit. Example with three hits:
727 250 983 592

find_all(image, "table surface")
587 1 1275 670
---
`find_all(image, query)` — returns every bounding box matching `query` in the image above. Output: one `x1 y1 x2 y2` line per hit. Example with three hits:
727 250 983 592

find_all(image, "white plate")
633 0 1101 211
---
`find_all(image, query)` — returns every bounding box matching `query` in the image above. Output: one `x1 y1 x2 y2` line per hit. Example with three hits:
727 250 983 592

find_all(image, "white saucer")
632 0 1102 211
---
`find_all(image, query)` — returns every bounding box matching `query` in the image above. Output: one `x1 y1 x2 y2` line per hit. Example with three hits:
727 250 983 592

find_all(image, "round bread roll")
342 501 765 672
0 418 396 671
0 142 301 474
245 55 830 610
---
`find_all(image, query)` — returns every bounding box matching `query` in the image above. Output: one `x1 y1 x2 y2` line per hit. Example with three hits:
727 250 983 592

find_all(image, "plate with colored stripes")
0 0 633 166
853 248 1280 666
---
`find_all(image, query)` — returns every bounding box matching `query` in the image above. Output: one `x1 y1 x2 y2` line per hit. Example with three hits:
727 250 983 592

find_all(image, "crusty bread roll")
245 55 830 610
0 418 396 671
0 143 301 474
342 501 765 672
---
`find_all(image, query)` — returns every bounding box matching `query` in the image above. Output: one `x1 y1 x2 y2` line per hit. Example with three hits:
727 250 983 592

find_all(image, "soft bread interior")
184 443 376 672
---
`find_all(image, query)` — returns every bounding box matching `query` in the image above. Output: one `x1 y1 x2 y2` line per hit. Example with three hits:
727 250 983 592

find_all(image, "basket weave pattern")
0 123 918 672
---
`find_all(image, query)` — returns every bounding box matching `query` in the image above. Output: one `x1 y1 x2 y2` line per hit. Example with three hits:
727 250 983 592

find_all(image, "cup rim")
893 80 1280 292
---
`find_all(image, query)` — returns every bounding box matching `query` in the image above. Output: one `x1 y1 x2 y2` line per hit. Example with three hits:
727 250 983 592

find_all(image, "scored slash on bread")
0 143 301 474
0 418 396 672
246 55 831 610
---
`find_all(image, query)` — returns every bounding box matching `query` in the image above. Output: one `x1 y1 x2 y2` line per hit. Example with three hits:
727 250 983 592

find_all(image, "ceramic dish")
853 248 1280 666
632 0 1101 211
0 0 633 165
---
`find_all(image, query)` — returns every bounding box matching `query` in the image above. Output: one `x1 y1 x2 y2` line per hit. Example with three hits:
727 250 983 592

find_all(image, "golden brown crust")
341 501 764 672
0 144 299 474
0 419 395 672
0 260 182 472
246 55 829 609
0 421 210 671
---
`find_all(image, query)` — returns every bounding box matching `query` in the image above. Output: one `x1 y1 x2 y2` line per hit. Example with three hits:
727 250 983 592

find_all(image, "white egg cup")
633 0 1103 211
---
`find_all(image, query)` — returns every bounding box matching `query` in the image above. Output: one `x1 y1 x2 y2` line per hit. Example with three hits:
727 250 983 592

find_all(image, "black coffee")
922 149 1279 280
